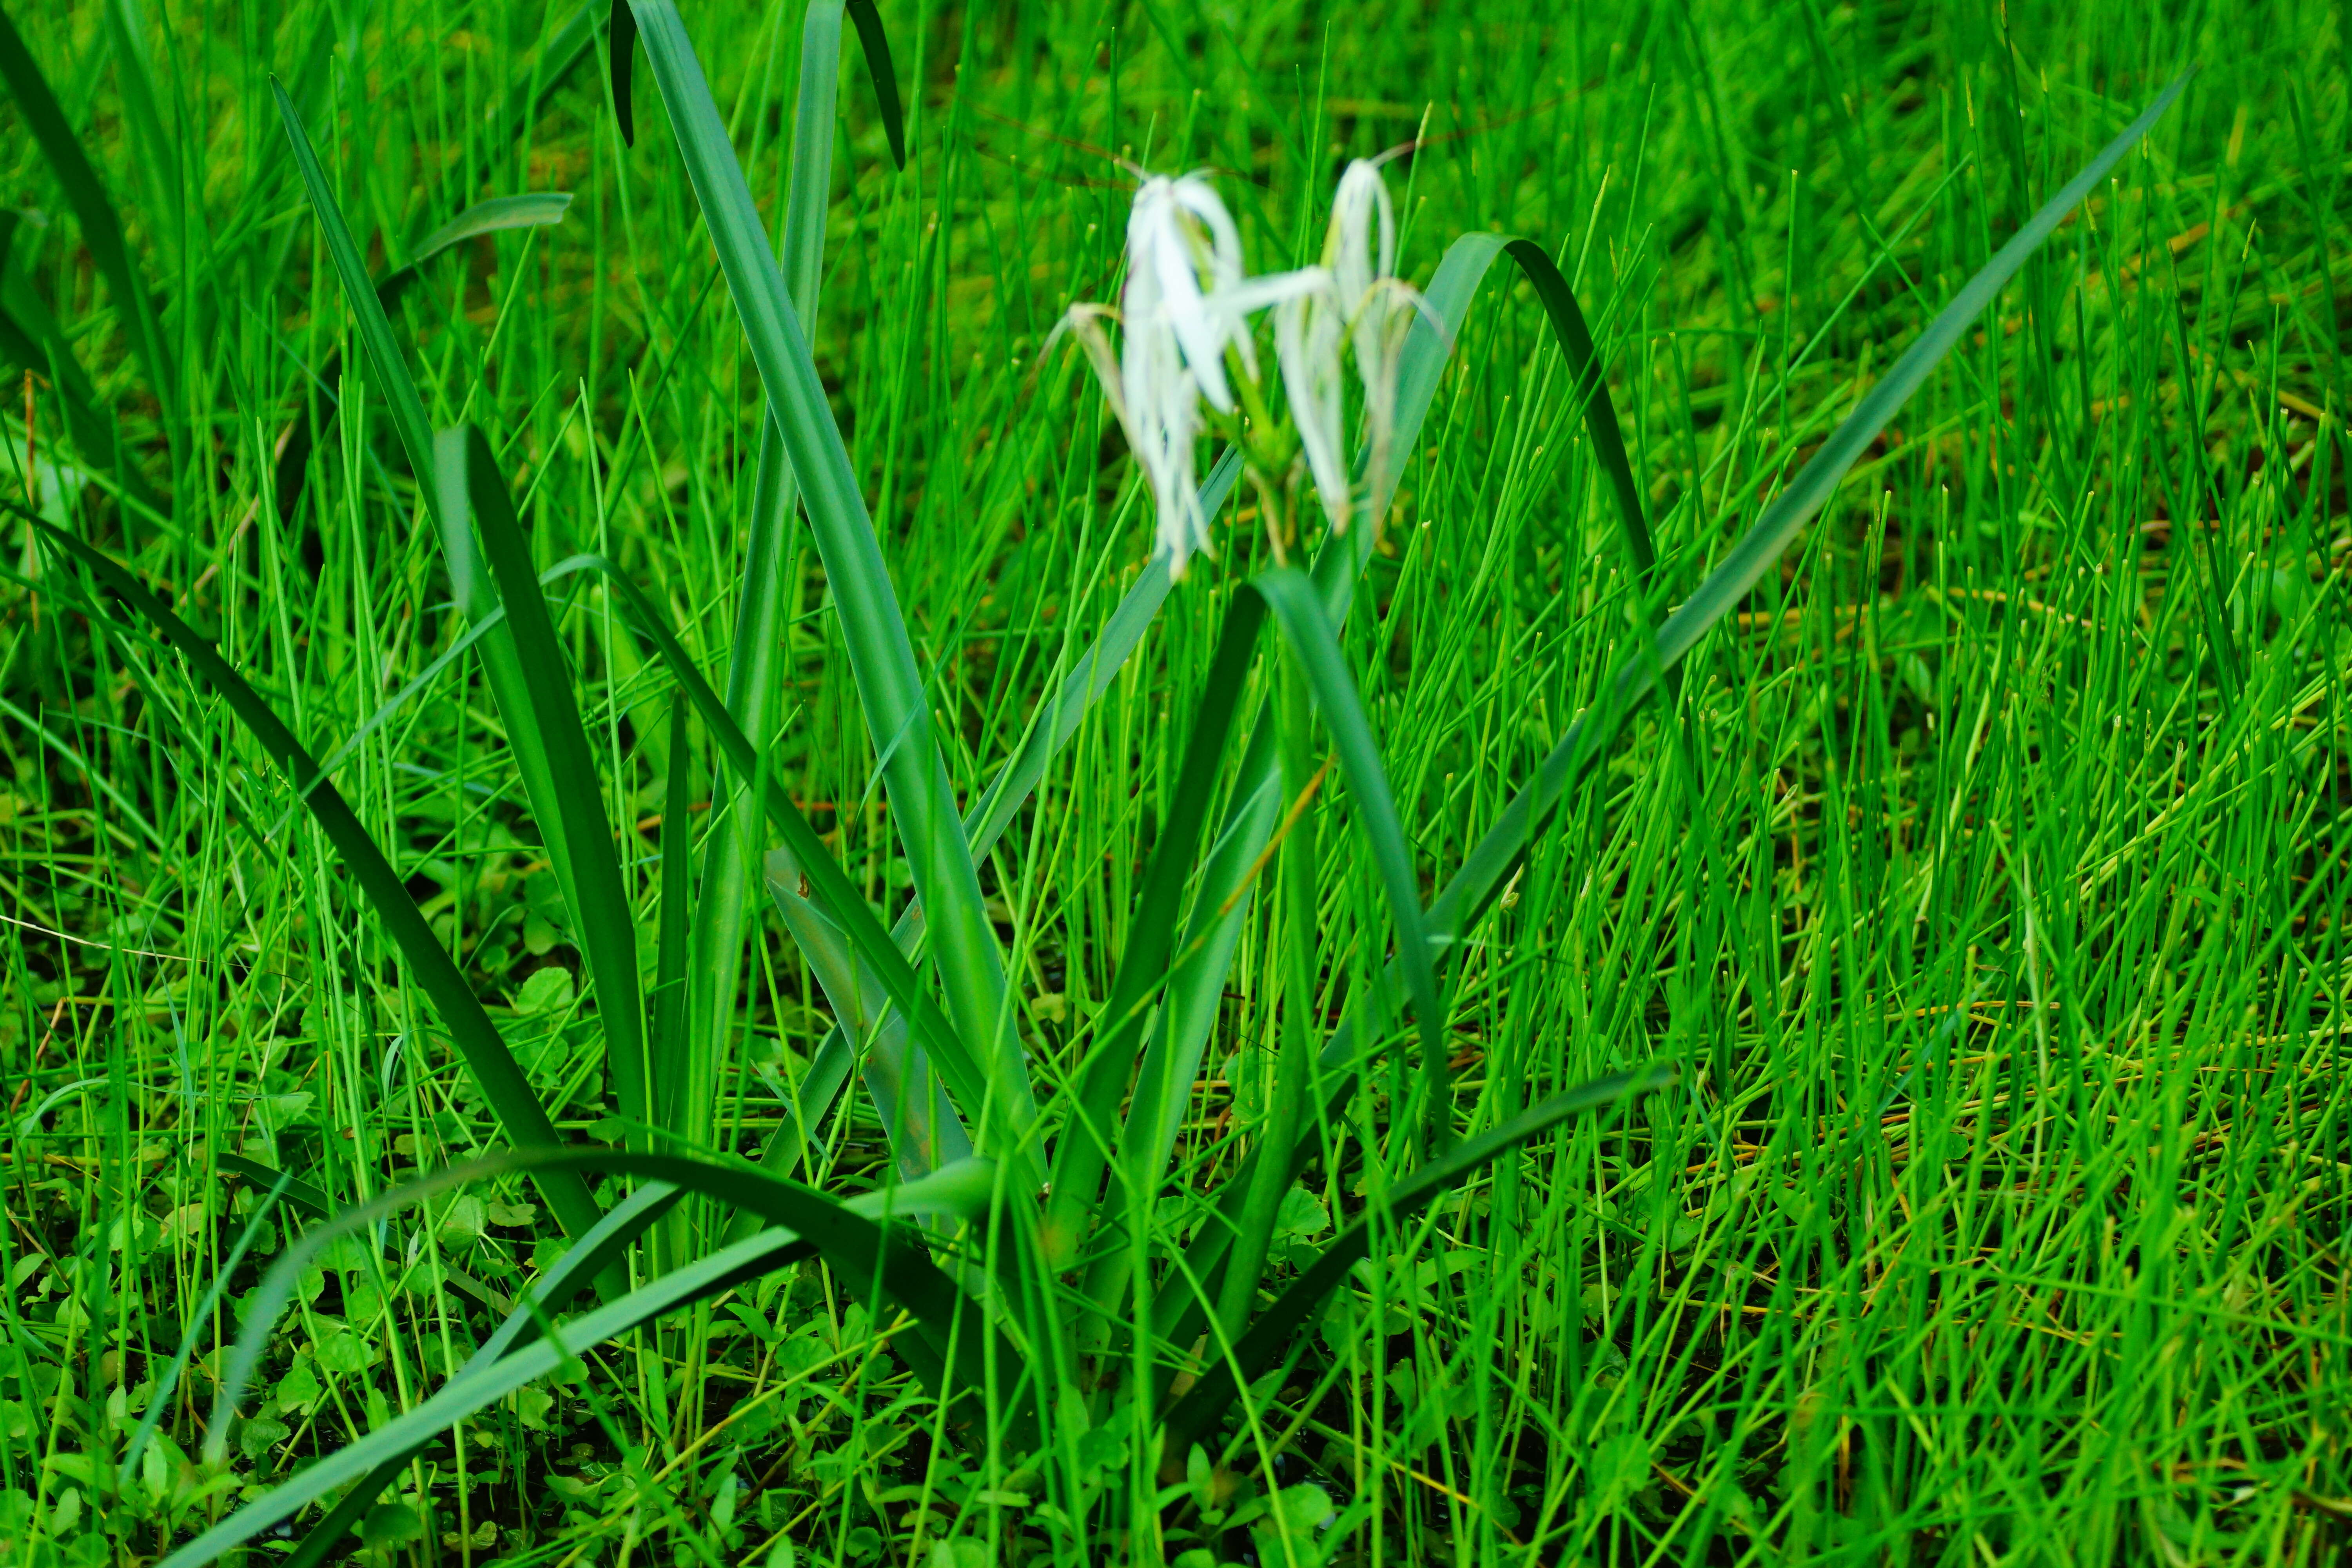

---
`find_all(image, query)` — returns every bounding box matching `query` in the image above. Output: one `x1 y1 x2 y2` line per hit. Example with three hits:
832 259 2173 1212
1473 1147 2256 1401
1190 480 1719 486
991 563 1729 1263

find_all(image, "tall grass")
0 2 2346 1566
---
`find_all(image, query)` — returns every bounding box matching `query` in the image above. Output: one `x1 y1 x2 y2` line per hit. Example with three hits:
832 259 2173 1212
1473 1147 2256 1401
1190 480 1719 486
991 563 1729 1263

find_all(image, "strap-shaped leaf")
687 0 906 1187
274 1178 688 1568
445 426 648 1129
172 1154 1001 1568
197 1150 1006 1453
626 0 1029 1163
24 510 601 1242
1043 586 1268 1263
571 552 1020 1183
745 450 1243 1193
1252 567 1447 1143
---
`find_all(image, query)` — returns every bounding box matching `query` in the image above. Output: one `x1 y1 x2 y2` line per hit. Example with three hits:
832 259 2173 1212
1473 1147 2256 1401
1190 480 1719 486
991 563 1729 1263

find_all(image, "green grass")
0 1 2347 1564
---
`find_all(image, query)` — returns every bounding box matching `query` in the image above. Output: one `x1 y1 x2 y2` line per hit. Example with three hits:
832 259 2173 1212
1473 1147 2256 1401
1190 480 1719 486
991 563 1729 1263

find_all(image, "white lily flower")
1278 157 1431 533
1060 171 1323 579
1275 281 1351 533
1129 174 1252 412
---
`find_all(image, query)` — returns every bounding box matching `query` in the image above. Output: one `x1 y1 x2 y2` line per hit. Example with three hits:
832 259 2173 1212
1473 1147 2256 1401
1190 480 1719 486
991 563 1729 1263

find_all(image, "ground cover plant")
0 1 2346 1564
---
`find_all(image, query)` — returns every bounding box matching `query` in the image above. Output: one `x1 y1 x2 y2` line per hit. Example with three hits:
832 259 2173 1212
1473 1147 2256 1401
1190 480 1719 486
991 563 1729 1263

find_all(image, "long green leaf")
1158 1063 1671 1448
274 191 573 523
574 553 1002 1167
175 1154 1002 1568
275 78 595 1022
686 0 894 1191
766 842 974 1180
1045 587 1267 1267
445 425 647 1131
101 0 181 276
0 3 177 436
1252 567 1447 1142
280 1179 686 1568
24 510 601 1242
624 0 1032 1164
198 1150 1005 1455
741 452 1243 1196
842 0 908 171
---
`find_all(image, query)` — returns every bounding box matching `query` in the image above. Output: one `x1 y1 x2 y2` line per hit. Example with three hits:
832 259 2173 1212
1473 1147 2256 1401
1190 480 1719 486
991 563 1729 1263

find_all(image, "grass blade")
0 218 159 515
1158 1062 1672 1448
652 693 693 1132
624 0 1030 1163
25 510 602 1242
0 3 178 437
275 80 599 1001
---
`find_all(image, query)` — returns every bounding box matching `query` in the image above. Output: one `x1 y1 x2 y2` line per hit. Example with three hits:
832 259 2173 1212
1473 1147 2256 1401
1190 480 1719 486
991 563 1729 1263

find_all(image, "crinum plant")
10 0 2188 1555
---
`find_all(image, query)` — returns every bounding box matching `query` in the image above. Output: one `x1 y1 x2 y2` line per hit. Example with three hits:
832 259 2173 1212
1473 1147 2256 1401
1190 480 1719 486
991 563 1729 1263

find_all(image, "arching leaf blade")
23 510 601 1243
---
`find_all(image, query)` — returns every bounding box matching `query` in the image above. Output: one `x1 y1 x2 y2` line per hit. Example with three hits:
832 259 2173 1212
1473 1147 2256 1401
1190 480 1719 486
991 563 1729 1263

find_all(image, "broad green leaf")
749 450 1244 1197
687 0 899 1187
565 552 1004 1172
190 1150 1010 1511
1252 567 1446 1143
623 0 1032 1165
1047 587 1267 1269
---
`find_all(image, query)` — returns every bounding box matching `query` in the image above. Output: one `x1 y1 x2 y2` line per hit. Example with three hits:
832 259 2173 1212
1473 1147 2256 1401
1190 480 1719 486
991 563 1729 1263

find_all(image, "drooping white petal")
1326 159 1397 315
1275 279 1351 533
1129 176 1238 412
1317 159 1427 523
1119 307 1212 578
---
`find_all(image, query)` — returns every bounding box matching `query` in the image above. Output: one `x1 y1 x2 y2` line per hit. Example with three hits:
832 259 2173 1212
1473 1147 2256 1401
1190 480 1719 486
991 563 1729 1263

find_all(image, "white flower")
1060 171 1321 579
1277 158 1431 533
1275 284 1351 533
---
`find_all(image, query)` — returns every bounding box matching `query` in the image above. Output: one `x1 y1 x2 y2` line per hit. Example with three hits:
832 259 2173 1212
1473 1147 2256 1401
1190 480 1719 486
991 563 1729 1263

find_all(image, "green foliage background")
0 0 2346 1563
